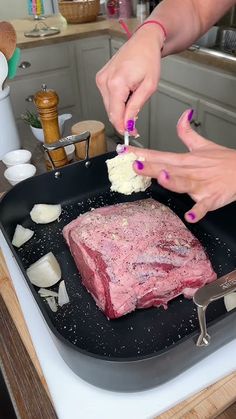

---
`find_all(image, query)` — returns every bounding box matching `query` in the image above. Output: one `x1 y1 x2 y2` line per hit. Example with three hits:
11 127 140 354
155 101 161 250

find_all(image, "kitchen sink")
195 26 218 48
218 27 236 53
194 26 236 56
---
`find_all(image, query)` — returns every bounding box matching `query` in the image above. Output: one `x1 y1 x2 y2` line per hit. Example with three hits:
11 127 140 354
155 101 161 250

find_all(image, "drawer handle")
19 61 31 69
25 95 34 103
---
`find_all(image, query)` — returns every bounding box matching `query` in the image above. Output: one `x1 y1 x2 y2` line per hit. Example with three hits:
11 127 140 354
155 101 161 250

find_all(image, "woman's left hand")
125 109 236 222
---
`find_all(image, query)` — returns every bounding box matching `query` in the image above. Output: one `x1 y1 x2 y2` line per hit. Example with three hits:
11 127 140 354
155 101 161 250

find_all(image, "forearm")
148 0 235 56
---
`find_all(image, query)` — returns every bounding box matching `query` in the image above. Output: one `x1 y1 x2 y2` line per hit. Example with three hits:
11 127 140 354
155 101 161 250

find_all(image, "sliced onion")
26 252 61 288
224 292 236 312
30 204 61 224
46 296 58 312
12 224 34 248
38 288 58 298
58 280 70 307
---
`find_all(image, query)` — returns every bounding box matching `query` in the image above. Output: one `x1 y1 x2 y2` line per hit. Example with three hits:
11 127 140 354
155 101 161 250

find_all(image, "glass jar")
136 0 147 22
119 0 132 19
106 0 120 18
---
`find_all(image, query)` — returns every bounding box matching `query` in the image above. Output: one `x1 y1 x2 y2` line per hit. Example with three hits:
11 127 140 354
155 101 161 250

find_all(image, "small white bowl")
65 144 75 161
30 125 44 143
2 149 32 168
4 163 36 186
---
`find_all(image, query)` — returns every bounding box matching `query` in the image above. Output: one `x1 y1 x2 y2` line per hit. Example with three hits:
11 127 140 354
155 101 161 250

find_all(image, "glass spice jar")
119 0 132 19
106 0 119 18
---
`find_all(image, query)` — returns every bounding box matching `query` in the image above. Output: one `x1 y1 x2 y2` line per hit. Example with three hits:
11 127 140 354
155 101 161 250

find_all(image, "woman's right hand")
96 24 165 135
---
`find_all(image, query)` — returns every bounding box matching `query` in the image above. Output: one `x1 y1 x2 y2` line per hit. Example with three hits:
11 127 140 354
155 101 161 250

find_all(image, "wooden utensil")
0 248 48 391
0 21 17 60
0 248 57 417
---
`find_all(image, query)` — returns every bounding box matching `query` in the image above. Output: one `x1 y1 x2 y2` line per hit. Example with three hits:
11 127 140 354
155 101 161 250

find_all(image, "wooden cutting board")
0 248 235 418
0 248 57 418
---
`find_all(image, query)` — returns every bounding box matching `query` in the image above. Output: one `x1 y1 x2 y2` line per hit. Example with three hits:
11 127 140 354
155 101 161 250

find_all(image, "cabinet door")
150 82 198 152
10 69 79 118
197 100 236 149
110 38 124 56
9 41 81 140
75 36 114 136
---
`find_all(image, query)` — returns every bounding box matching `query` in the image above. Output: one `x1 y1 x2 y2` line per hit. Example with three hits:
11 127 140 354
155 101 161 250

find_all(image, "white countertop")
1 230 236 419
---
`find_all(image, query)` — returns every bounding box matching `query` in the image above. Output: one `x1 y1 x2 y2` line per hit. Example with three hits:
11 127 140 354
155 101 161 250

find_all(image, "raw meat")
63 199 216 319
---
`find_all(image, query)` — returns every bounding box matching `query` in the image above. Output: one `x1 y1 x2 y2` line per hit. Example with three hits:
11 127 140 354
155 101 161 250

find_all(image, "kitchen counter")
10 15 236 75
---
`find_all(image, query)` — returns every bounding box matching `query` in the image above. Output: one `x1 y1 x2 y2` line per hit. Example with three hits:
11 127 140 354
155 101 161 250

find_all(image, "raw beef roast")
63 199 216 319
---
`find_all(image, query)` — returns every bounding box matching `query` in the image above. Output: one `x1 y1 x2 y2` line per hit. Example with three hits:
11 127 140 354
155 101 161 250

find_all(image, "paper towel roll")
0 85 21 160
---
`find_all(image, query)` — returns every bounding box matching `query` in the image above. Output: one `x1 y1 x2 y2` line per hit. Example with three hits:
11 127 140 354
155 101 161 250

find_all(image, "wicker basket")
59 0 100 24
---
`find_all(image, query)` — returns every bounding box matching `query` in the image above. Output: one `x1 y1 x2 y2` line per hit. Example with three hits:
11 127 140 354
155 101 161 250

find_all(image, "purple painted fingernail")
135 160 144 170
116 144 127 154
126 119 135 132
187 212 196 220
188 109 194 122
162 169 170 180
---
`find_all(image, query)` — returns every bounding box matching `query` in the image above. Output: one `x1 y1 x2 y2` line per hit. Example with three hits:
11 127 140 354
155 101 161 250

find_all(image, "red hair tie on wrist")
136 20 167 41
119 19 167 51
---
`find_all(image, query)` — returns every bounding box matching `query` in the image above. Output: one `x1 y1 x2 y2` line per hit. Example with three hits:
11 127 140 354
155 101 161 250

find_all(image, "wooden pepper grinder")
34 84 68 170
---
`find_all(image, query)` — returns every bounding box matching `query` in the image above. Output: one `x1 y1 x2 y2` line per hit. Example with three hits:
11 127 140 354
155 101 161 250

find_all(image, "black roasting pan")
0 150 236 392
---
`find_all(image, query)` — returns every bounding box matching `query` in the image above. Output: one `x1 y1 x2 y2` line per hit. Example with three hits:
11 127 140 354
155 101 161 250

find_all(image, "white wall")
0 0 58 20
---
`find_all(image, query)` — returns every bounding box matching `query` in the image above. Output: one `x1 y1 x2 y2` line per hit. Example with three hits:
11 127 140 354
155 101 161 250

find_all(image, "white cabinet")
110 38 150 148
110 38 123 56
197 100 236 149
150 83 236 152
150 55 236 152
10 42 81 118
9 42 81 149
150 82 198 152
75 36 114 136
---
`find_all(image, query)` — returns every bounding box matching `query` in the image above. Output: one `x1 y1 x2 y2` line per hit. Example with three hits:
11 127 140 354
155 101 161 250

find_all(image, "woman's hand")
96 25 165 135
125 109 236 222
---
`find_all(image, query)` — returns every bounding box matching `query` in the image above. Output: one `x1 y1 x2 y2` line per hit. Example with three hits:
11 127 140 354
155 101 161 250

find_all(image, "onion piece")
46 296 58 312
38 288 58 298
224 292 236 312
58 280 70 307
26 252 61 288
30 204 61 224
12 224 34 248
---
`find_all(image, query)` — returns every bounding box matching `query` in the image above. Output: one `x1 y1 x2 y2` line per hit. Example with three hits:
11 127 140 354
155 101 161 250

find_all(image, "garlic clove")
46 296 58 312
224 292 236 312
27 252 61 288
38 288 58 298
30 204 61 224
58 280 70 307
12 224 34 248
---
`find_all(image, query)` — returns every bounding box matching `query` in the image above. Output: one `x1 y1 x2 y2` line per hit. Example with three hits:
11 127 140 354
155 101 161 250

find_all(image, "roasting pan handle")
193 269 236 347
43 132 91 170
